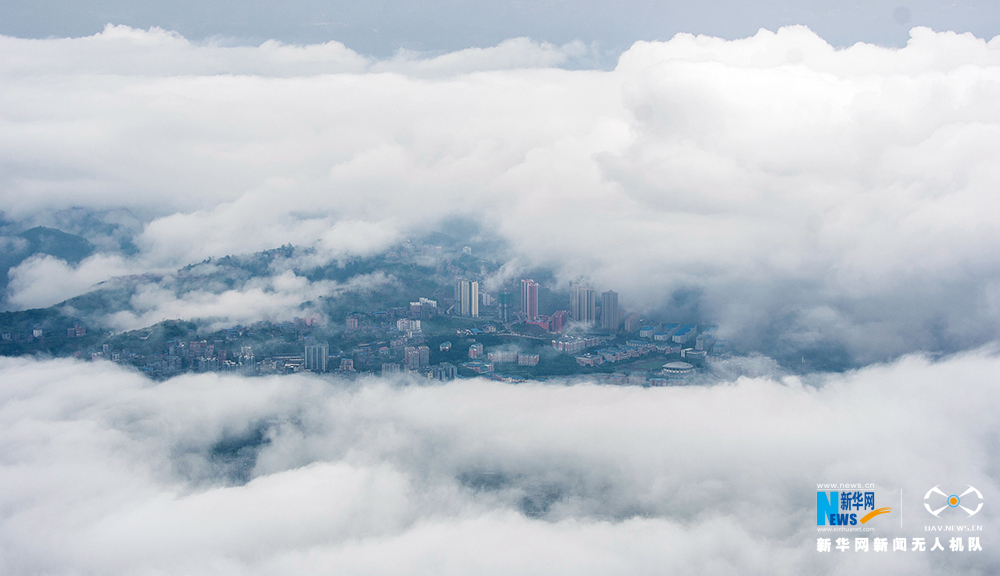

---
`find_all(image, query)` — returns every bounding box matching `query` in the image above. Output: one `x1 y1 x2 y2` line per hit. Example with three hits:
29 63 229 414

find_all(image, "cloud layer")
0 351 997 574
4 24 999 576
2 25 1000 363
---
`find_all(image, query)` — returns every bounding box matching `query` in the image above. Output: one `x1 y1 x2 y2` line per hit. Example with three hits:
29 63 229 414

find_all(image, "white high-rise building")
571 285 596 326
304 343 328 372
458 280 479 317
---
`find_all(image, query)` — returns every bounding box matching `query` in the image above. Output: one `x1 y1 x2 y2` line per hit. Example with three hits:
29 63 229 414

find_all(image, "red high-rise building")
521 279 539 321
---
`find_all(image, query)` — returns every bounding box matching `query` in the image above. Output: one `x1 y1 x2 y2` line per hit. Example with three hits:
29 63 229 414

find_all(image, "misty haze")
0 5 998 575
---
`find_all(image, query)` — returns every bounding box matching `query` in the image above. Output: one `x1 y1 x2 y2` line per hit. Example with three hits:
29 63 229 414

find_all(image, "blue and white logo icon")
924 485 983 517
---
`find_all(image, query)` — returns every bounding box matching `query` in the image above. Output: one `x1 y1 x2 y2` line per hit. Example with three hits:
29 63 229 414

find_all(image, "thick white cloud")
5 253 135 309
0 24 590 79
2 25 1000 361
4 23 999 576
80 269 394 332
0 351 996 574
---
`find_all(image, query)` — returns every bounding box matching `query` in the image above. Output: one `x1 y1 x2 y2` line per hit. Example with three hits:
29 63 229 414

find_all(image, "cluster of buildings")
302 339 458 381
552 335 605 354
459 340 540 377
0 330 39 343
605 373 689 386
98 338 258 379
1 324 74 343
519 280 631 335
455 360 528 383
543 318 717 382
517 281 612 333
87 320 340 379
485 349 540 366
446 275 641 341
573 340 657 366
637 323 719 354
11 256 721 386
638 324 702 345
381 360 458 380
525 309 568 333
461 360 494 374
571 285 622 333
403 345 431 370
446 276 627 336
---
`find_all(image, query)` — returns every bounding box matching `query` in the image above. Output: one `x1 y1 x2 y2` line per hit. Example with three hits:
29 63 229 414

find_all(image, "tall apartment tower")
571 286 597 326
304 343 328 372
457 280 479 317
498 292 512 323
601 290 619 333
404 346 420 371
521 279 539 320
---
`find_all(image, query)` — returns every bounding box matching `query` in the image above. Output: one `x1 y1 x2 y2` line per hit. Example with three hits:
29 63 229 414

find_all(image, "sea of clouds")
3 24 1000 361
2 24 1000 574
0 351 997 575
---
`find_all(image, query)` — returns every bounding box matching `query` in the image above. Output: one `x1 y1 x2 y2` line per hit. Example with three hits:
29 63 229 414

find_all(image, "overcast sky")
2 0 999 61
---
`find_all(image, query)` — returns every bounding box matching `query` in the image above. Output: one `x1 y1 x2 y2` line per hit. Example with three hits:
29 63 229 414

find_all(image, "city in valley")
0 235 726 384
